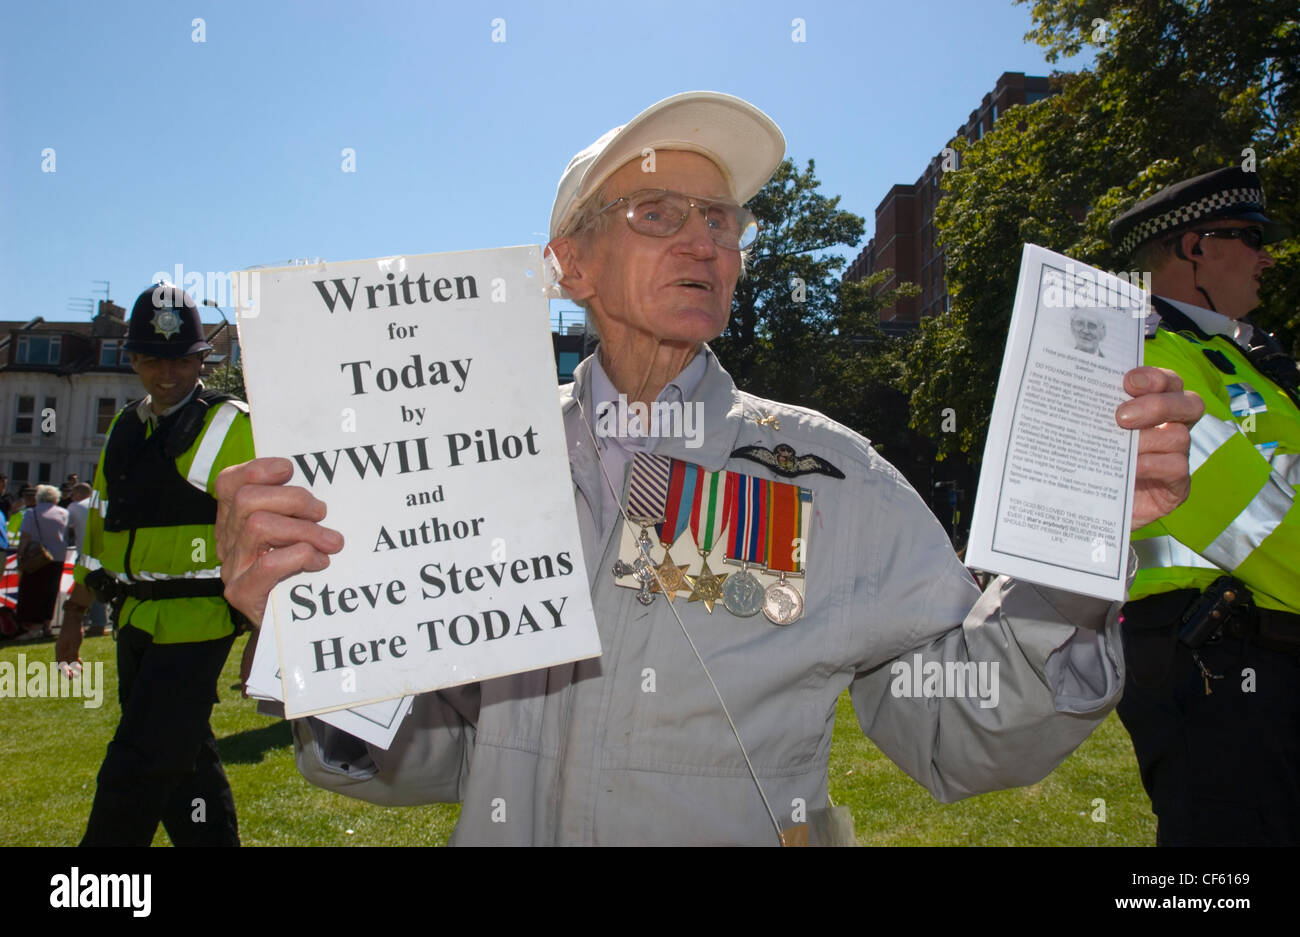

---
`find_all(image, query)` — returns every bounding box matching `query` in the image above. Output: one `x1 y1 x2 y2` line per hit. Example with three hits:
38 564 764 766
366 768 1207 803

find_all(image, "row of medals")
613 524 805 625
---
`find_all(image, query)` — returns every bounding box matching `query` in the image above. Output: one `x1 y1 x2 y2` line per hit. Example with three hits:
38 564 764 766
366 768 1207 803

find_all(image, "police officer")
56 283 254 846
1110 167 1299 845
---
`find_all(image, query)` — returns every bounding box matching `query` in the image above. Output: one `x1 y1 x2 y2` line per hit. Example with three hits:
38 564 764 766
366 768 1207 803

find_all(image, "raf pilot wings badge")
729 443 845 480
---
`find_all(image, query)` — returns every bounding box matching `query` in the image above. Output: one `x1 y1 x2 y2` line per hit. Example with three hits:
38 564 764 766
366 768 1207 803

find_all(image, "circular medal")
722 568 765 617
763 579 804 625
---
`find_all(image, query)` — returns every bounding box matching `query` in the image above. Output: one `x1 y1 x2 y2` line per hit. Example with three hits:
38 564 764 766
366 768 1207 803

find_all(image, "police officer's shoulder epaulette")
1202 348 1237 375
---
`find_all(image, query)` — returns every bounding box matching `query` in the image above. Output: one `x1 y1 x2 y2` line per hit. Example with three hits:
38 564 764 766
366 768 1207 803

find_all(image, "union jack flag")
0 552 17 611
0 549 78 611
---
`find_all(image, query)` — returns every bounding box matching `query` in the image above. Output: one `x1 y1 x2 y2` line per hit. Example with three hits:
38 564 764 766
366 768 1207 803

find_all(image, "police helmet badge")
152 307 182 339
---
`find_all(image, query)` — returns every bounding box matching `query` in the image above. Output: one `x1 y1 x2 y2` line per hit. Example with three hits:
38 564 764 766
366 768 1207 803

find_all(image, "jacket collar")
1153 295 1257 348
561 343 747 472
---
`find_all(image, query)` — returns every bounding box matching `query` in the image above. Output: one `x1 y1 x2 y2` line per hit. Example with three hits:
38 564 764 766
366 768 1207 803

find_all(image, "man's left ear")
546 237 595 302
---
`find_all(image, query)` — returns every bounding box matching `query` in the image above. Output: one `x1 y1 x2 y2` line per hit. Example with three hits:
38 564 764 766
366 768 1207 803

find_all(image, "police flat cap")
1110 166 1291 257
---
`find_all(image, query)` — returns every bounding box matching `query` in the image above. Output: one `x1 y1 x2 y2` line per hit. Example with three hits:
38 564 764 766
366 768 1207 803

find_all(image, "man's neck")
1151 277 1249 321
596 333 702 407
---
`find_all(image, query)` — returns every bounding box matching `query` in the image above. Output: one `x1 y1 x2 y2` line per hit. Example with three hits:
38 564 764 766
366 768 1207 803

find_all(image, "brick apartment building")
845 72 1055 330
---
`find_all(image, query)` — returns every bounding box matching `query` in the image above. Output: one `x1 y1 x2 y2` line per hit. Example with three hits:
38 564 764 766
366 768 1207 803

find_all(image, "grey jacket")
293 350 1125 845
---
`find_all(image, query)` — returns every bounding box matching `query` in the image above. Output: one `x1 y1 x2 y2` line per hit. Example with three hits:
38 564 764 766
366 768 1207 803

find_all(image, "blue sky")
1 0 1085 326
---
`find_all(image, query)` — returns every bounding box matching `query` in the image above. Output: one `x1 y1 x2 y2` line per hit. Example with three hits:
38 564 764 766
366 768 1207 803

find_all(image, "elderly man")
218 92 1202 845
1109 166 1299 845
1070 310 1107 356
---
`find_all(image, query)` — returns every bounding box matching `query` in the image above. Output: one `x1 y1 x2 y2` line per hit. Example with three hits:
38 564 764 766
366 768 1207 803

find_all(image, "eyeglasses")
598 189 759 251
1195 227 1266 251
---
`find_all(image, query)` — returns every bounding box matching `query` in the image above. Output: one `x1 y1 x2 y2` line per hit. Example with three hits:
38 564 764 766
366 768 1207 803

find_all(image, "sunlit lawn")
2 634 1153 845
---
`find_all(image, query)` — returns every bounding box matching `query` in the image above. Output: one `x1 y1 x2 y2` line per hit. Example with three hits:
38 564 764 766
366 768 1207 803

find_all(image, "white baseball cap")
548 91 786 241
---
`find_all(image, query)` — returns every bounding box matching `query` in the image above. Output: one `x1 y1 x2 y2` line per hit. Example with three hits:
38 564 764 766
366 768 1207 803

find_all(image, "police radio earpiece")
1176 230 1218 312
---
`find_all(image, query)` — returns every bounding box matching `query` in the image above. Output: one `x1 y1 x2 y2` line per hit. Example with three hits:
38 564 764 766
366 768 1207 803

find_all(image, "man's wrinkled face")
1070 312 1105 354
1185 221 1276 320
130 352 204 411
570 151 742 347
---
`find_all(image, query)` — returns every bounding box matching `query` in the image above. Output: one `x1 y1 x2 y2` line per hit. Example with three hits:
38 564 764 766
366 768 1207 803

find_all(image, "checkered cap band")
1119 186 1266 255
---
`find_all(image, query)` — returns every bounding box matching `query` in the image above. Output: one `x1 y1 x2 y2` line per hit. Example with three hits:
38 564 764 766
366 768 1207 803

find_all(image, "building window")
37 462 52 483
992 103 998 123
41 396 56 437
11 461 29 484
99 339 125 366
1025 90 1049 105
14 396 34 434
96 397 117 434
15 335 60 365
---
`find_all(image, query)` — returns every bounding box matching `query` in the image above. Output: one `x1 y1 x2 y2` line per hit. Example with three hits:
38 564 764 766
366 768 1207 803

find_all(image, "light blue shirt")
584 347 709 531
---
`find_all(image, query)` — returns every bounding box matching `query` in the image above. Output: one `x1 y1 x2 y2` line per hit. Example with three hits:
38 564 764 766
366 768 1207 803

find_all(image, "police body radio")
1178 576 1253 649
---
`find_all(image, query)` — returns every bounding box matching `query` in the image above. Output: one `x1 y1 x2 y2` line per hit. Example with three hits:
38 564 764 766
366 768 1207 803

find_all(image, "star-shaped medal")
650 549 690 603
685 556 729 614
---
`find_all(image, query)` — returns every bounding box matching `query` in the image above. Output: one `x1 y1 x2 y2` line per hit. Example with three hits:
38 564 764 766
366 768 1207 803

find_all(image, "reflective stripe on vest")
1133 535 1220 572
105 566 223 583
1188 415 1240 475
185 401 247 492
1274 451 1300 488
87 489 107 517
1200 468 1296 571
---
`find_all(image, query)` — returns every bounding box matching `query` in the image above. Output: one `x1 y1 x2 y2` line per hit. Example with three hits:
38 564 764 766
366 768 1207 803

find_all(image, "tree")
204 361 246 400
715 158 932 463
1021 0 1299 333
907 0 1300 461
811 272 920 460
713 158 865 406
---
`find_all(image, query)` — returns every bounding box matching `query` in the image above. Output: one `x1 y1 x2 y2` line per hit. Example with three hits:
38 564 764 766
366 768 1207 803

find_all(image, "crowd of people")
0 474 99 642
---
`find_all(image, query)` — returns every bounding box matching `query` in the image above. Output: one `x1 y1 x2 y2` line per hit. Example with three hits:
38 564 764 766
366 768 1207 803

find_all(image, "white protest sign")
234 246 601 718
244 616 414 750
965 244 1146 601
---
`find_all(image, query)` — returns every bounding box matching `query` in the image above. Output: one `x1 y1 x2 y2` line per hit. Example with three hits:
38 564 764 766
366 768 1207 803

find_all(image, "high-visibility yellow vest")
1132 300 1300 614
5 510 21 544
75 390 255 643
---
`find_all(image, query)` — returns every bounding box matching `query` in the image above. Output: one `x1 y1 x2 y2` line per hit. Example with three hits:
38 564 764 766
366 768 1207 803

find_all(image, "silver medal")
762 576 804 625
722 567 765 617
611 527 659 606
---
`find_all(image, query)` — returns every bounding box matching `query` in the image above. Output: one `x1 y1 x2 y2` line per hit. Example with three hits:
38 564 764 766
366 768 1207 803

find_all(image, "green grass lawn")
1 634 1155 846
